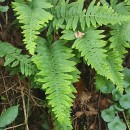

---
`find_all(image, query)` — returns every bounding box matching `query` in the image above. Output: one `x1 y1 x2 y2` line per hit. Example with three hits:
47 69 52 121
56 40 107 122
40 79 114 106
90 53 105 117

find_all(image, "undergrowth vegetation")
1 0 130 129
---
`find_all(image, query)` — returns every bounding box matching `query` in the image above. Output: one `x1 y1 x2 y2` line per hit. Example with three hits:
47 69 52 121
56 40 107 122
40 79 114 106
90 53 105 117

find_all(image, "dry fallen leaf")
84 111 98 117
79 91 92 105
75 111 84 118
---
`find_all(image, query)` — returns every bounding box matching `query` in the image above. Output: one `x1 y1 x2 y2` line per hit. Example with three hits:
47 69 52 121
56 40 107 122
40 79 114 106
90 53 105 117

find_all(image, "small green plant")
0 0 8 12
101 68 130 130
0 106 19 130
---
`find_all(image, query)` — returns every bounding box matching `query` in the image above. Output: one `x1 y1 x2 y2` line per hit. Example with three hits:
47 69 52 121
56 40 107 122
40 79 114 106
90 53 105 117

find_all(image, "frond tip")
12 0 53 55
32 38 80 128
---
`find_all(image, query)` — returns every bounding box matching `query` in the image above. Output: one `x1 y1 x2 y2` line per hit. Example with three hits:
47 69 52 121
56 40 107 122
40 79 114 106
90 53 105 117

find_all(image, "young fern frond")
0 41 36 76
12 0 53 55
32 38 80 128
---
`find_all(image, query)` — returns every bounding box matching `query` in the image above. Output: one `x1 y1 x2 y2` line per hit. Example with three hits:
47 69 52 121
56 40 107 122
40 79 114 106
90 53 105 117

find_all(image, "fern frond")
109 23 130 56
0 41 36 76
72 27 123 92
85 0 129 27
95 74 115 93
12 0 53 54
52 0 129 31
105 49 123 92
72 27 107 76
109 1 130 56
32 38 80 127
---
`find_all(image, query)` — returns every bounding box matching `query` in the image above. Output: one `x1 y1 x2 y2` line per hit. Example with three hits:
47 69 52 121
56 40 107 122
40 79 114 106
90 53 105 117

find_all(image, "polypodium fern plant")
0 0 130 129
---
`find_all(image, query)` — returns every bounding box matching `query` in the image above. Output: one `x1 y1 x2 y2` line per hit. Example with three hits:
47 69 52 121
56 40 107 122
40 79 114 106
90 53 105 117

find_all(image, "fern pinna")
32 38 80 129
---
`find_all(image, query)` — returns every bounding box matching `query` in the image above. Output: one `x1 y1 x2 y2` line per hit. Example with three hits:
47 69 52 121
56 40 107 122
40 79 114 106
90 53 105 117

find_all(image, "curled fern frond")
12 0 53 55
0 41 36 76
32 38 80 128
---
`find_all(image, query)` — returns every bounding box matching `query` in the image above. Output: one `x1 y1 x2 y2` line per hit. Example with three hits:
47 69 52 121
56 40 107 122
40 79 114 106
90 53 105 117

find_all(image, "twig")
17 74 29 130
21 87 29 130
122 111 130 130
2 83 17 93
26 85 30 120
5 123 25 130
97 92 101 130
1 71 11 106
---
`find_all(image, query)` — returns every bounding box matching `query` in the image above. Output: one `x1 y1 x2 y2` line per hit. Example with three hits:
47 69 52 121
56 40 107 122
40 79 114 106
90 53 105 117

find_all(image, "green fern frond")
0 41 36 76
72 27 123 92
95 74 115 93
105 49 123 92
85 0 129 27
109 1 130 56
32 38 80 127
52 0 129 31
72 27 108 76
12 0 53 54
109 22 130 56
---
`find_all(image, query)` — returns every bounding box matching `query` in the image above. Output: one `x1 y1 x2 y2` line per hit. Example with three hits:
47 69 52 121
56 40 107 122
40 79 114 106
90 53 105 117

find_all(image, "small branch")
5 123 25 130
122 111 130 130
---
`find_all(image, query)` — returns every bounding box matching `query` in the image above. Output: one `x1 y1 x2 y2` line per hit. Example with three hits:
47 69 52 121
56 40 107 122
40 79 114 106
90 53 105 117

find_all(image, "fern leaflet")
12 0 53 54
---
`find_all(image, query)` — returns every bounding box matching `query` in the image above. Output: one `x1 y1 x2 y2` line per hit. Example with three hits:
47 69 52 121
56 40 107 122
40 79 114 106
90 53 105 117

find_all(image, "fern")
32 38 80 128
105 49 123 92
109 1 130 57
12 0 53 54
0 41 36 76
72 28 107 76
71 27 123 92
52 0 129 31
3 0 130 129
85 0 129 27
109 23 130 56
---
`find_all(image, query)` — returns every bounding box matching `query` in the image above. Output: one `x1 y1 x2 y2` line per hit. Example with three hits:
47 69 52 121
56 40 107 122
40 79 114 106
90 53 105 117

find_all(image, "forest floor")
1 3 130 130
